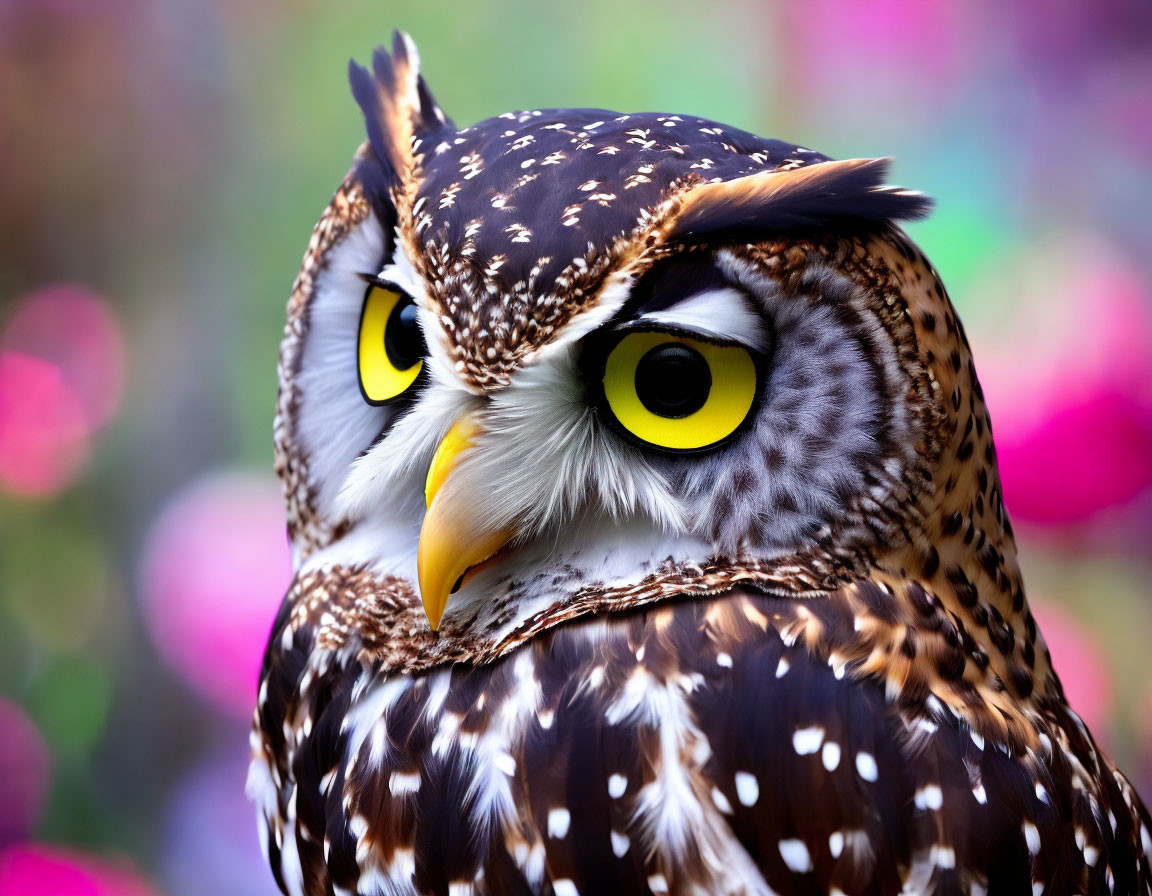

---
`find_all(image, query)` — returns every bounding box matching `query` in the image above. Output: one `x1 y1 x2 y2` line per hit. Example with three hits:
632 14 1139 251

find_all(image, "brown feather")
666 158 932 243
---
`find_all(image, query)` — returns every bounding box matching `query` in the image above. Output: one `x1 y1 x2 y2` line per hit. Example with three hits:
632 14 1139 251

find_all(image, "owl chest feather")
250 584 1151 896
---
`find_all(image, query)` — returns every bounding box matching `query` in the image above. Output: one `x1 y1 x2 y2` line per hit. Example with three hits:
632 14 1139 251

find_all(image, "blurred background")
1 0 1150 892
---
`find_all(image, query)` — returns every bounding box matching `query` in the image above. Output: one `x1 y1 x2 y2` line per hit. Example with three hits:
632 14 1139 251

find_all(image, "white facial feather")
295 211 393 516
637 286 770 349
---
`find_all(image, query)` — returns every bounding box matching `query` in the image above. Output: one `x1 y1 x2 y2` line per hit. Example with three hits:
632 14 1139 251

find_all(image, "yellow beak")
417 415 514 630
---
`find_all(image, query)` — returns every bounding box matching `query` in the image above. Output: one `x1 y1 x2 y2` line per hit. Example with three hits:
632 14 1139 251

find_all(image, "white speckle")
793 726 825 755
778 839 813 873
377 847 415 887
929 844 956 869
855 751 879 782
776 657 790 678
973 784 987 805
578 180 600 191
552 880 579 896
610 830 630 857
1140 824 1151 855
1032 883 1045 896
970 730 985 751
914 784 944 811
1083 845 1099 867
716 652 733 668
547 807 571 839
829 831 844 859
1034 782 1049 804
735 771 759 807
494 752 516 777
448 883 474 896
388 771 421 795
822 741 841 771
608 774 627 799
711 787 734 814
1023 821 1041 855
647 874 669 893
537 709 554 729
588 667 605 689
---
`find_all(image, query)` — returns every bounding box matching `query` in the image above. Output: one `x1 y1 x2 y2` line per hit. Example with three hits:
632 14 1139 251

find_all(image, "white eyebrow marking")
636 287 770 350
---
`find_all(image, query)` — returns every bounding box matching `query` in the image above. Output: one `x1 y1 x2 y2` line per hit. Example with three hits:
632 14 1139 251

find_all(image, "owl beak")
417 415 514 630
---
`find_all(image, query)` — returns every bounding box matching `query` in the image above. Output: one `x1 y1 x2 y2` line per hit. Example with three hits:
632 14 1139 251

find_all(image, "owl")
247 32 1152 896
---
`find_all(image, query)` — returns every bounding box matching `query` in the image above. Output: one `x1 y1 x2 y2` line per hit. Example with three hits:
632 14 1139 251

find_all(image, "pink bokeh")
0 844 155 896
0 698 50 848
1 285 126 430
974 242 1152 524
138 472 290 719
784 0 968 103
0 284 126 498
0 352 89 497
1030 599 1112 737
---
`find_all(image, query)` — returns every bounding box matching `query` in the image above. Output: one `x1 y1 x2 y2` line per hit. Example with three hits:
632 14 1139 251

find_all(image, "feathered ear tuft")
348 31 453 185
667 158 933 242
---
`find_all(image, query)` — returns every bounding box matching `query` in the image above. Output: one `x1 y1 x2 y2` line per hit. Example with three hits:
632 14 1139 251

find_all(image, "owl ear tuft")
667 158 933 242
349 31 454 185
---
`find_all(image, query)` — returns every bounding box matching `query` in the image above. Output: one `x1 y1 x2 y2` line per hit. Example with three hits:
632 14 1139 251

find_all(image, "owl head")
276 33 995 654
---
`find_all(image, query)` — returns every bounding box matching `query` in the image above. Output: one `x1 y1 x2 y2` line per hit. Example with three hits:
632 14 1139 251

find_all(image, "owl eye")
357 282 426 405
596 329 760 452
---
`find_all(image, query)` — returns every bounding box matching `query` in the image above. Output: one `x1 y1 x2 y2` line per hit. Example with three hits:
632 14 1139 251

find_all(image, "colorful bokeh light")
138 472 291 719
0 698 50 848
0 844 155 896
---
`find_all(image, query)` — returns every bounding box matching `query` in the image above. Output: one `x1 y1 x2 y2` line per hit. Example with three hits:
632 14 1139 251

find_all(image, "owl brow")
607 257 728 325
632 288 770 350
595 259 768 350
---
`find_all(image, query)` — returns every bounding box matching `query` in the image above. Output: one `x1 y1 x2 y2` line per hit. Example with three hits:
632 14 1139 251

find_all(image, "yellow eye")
599 330 759 451
357 283 426 405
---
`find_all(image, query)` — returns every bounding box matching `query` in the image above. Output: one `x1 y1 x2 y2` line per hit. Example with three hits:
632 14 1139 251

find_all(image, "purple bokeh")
160 737 282 896
138 472 291 719
0 698 50 848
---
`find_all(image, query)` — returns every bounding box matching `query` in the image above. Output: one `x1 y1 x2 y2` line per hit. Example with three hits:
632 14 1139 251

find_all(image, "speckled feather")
252 32 1151 896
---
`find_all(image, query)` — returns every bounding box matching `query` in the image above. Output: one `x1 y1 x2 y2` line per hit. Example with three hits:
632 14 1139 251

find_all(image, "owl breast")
251 583 1147 896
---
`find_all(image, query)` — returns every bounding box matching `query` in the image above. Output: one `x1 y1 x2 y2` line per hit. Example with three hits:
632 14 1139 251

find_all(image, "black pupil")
634 342 711 418
384 298 424 370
